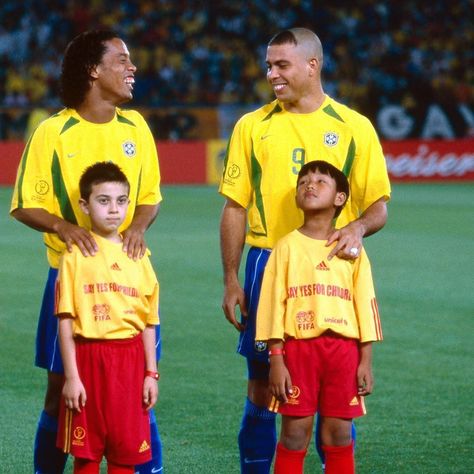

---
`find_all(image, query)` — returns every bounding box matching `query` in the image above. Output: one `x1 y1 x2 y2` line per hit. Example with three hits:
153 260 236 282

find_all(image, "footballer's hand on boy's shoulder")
122 228 147 260
56 221 98 256
326 223 363 260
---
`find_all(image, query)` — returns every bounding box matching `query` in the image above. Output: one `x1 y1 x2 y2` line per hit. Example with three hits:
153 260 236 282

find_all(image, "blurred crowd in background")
0 0 472 139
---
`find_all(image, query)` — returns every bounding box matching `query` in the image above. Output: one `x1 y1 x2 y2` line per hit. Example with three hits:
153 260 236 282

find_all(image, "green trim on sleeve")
51 151 77 224
262 103 282 121
322 104 344 123
136 167 142 205
15 136 33 208
221 136 232 180
117 113 136 127
250 147 267 236
342 138 356 177
60 117 80 135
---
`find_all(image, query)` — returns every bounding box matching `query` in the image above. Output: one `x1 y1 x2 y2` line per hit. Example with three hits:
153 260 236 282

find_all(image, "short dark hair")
60 30 120 108
268 30 298 47
79 162 130 200
297 160 349 217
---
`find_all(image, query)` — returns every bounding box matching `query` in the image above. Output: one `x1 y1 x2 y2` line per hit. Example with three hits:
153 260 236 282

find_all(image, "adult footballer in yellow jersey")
219 28 390 473
56 162 159 474
10 31 163 474
256 160 382 474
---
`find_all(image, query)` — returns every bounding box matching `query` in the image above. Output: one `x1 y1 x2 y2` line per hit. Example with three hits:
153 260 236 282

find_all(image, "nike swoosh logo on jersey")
260 134 272 140
151 468 163 473
67 152 78 158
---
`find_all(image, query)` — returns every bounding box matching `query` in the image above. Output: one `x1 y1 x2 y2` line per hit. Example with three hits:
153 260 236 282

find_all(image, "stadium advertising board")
383 140 474 181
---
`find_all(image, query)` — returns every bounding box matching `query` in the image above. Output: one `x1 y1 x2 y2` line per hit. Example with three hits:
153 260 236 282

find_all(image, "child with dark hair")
56 162 160 474
256 160 383 474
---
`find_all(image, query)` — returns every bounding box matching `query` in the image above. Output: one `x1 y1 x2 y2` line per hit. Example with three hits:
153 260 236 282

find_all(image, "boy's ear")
79 198 90 215
334 191 347 207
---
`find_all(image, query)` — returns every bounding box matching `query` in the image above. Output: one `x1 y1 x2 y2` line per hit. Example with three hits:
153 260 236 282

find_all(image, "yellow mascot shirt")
256 230 382 343
55 233 159 340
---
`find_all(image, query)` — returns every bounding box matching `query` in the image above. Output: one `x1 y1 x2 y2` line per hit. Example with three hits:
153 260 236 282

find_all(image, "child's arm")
357 341 374 396
268 339 293 403
58 316 87 412
142 325 158 410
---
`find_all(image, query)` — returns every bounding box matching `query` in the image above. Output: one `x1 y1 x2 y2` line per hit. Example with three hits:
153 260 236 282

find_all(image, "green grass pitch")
0 183 473 473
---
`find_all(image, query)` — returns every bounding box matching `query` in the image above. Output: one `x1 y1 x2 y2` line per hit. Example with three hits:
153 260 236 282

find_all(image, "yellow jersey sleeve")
56 250 78 318
218 114 253 209
256 245 288 341
342 114 391 227
134 112 162 206
10 119 58 214
352 250 383 342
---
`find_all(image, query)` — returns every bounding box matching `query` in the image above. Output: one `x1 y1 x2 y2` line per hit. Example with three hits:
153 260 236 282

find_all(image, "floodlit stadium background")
0 2 473 473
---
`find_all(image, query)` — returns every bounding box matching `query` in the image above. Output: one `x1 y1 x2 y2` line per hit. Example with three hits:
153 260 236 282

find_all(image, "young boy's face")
79 181 130 238
296 169 346 214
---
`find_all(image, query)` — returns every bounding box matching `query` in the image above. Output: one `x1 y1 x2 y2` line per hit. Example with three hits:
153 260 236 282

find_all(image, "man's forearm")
357 198 388 237
129 204 160 233
220 201 246 285
11 207 65 234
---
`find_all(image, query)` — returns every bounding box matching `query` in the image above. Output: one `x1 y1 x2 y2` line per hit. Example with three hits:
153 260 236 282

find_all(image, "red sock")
274 442 307 474
73 458 100 474
107 462 134 474
322 442 355 474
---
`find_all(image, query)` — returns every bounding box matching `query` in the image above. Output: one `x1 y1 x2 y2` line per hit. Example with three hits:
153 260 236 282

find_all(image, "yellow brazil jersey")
55 233 159 340
11 108 162 268
256 230 382 343
219 95 391 249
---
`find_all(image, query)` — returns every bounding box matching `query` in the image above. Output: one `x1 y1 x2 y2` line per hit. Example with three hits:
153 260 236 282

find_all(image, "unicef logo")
324 132 339 147
122 141 136 157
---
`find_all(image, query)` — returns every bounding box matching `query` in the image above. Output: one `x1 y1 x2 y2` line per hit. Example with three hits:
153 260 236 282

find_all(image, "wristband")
268 348 285 356
145 370 160 380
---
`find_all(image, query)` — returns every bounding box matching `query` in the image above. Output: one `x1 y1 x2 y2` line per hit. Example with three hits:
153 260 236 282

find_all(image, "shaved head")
268 28 323 62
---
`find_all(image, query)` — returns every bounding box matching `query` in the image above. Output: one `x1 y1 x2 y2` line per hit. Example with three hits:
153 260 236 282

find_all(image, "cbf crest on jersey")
324 131 339 147
122 140 136 157
255 340 267 352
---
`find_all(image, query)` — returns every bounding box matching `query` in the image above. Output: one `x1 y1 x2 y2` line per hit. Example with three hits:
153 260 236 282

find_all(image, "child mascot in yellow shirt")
55 162 160 474
256 160 383 474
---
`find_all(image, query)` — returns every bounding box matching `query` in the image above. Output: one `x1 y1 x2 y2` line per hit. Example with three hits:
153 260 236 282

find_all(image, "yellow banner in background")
206 139 228 185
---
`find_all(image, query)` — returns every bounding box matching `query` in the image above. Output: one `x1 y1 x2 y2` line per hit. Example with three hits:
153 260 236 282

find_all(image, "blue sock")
135 409 163 473
34 410 68 474
238 397 276 474
315 415 357 466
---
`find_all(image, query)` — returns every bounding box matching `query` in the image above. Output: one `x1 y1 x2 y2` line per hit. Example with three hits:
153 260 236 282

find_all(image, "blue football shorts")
237 247 271 377
35 267 162 374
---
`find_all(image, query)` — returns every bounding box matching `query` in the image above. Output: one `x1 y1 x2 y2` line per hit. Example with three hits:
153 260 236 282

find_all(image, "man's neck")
283 88 325 114
76 99 117 124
